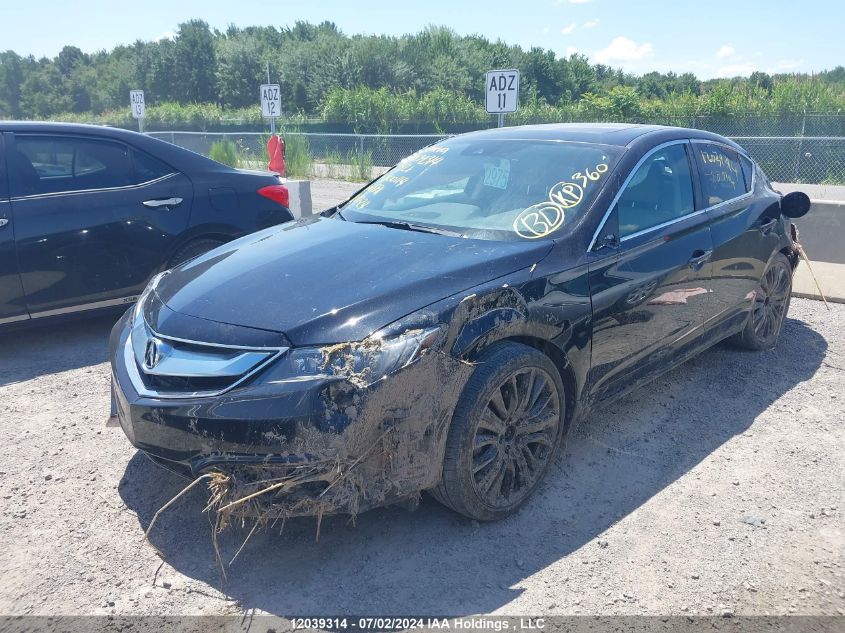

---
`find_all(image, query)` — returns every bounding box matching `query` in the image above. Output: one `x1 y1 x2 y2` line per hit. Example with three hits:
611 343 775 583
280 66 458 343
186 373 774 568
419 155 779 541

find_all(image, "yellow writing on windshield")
513 202 566 239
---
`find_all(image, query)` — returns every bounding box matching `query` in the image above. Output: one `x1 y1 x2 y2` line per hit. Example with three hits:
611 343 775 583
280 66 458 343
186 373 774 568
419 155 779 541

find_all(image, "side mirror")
594 233 619 252
781 191 811 219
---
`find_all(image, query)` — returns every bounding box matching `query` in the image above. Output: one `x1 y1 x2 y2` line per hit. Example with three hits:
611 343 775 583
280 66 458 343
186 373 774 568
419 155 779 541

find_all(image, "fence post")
170 131 175 145
794 110 806 182
358 135 365 179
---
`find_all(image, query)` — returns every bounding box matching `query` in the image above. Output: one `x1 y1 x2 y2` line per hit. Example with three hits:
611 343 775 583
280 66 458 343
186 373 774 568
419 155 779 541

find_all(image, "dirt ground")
0 180 842 618
309 178 361 213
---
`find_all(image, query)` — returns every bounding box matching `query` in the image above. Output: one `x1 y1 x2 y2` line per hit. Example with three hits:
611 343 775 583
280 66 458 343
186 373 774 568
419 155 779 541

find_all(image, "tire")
729 252 793 351
167 238 224 268
432 341 566 521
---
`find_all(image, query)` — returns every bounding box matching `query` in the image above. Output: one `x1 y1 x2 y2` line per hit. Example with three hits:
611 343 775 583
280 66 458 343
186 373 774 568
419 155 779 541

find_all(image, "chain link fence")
147 131 448 180
149 120 845 185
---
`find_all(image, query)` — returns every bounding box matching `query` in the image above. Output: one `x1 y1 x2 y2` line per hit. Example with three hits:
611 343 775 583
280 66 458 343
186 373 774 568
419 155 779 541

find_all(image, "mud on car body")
110 123 811 522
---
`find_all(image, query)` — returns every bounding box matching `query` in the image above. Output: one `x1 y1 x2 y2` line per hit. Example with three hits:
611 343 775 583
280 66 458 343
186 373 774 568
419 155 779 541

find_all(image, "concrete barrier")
773 182 845 302
793 200 845 265
283 179 313 219
793 261 845 304
774 182 845 263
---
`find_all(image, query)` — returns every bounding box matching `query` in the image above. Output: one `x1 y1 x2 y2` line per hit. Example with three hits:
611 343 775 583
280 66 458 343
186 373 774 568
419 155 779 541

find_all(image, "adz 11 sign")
485 69 520 114
260 84 281 118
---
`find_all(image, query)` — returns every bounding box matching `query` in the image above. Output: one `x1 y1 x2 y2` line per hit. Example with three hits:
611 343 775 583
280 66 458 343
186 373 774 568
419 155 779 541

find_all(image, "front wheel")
431 342 566 521
730 253 793 351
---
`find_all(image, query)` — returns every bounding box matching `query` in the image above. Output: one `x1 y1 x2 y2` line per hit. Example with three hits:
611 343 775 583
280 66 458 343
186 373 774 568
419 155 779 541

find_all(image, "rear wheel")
730 253 792 350
167 238 224 268
432 342 566 521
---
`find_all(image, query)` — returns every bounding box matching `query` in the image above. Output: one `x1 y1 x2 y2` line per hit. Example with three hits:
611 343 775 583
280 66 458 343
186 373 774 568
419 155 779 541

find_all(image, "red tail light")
257 184 290 208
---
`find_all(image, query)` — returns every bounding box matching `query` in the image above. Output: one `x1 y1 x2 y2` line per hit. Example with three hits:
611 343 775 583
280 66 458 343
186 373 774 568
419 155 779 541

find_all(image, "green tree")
20 60 72 117
216 33 265 108
0 51 25 117
173 20 217 103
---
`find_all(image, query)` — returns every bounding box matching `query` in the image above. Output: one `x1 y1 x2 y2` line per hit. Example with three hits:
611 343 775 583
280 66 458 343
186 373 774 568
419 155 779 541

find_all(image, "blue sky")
2 0 842 79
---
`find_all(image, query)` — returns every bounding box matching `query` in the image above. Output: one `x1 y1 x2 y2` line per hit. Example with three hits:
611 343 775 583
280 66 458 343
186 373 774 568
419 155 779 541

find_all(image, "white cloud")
583 19 600 28
568 0 593 3
716 62 756 77
155 30 176 42
595 37 653 64
566 46 579 56
716 45 735 59
542 27 550 34
560 23 576 35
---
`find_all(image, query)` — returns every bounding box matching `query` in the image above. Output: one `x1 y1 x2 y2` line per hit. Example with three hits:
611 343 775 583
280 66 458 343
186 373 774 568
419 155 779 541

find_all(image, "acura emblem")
143 338 162 370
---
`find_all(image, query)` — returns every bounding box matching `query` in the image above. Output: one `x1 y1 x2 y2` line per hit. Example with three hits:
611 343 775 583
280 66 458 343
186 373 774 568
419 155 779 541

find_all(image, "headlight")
132 271 169 323
267 326 444 387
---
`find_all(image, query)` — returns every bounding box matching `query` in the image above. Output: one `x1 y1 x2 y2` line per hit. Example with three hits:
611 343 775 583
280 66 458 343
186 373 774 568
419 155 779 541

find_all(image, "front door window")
616 143 695 238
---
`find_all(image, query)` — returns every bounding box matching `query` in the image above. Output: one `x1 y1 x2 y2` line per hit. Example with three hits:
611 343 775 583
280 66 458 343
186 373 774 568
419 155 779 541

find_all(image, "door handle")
688 249 713 270
0 218 8 229
759 218 777 234
143 197 183 209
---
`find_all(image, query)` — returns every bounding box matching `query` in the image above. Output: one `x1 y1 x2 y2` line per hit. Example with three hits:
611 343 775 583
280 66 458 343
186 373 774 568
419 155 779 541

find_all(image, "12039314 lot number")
290 617 546 630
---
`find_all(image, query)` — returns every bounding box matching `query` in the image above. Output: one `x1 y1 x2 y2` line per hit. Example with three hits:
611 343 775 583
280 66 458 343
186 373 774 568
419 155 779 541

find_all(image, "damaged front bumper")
110 309 473 517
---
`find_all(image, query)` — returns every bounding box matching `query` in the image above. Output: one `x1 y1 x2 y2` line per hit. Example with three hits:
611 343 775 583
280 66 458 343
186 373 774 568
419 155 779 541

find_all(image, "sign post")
485 69 520 127
261 65 285 176
261 63 281 136
130 90 145 132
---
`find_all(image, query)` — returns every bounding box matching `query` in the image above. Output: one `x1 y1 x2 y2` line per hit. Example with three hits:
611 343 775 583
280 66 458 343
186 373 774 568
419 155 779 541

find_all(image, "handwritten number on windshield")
570 163 608 188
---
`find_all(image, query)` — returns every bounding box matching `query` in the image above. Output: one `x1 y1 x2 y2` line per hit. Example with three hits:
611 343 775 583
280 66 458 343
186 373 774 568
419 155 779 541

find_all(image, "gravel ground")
309 178 361 213
0 181 842 618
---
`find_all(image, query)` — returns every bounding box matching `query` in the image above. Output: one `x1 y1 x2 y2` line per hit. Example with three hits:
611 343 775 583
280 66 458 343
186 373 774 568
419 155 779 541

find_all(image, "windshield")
340 138 624 241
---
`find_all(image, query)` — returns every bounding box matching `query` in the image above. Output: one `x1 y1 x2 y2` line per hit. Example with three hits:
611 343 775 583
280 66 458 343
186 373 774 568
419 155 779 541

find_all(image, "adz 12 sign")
485 69 520 114
260 84 281 118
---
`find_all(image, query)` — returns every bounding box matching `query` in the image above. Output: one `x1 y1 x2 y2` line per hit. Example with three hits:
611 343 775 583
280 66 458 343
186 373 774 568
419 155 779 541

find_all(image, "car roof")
456 122 745 153
0 120 145 139
0 121 232 172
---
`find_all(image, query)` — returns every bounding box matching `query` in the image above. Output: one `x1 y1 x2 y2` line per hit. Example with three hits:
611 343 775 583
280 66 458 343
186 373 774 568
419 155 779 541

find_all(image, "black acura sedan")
0 122 291 328
111 124 810 521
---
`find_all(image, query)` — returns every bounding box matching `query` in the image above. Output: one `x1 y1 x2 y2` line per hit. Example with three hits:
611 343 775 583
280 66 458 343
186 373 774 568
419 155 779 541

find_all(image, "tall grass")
323 150 345 179
284 134 312 179
41 74 845 135
352 149 374 182
45 103 313 131
208 139 241 167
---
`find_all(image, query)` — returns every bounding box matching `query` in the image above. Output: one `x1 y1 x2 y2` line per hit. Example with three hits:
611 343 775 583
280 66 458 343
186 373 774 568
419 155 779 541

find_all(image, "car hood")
154 217 553 345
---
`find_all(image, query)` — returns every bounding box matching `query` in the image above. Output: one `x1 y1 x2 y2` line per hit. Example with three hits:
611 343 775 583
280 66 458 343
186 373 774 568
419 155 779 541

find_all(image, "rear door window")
132 150 176 183
693 143 748 206
11 135 134 196
616 142 695 238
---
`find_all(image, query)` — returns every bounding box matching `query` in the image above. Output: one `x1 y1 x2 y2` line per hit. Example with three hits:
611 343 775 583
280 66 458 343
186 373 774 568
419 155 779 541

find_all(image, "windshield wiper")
356 220 464 238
